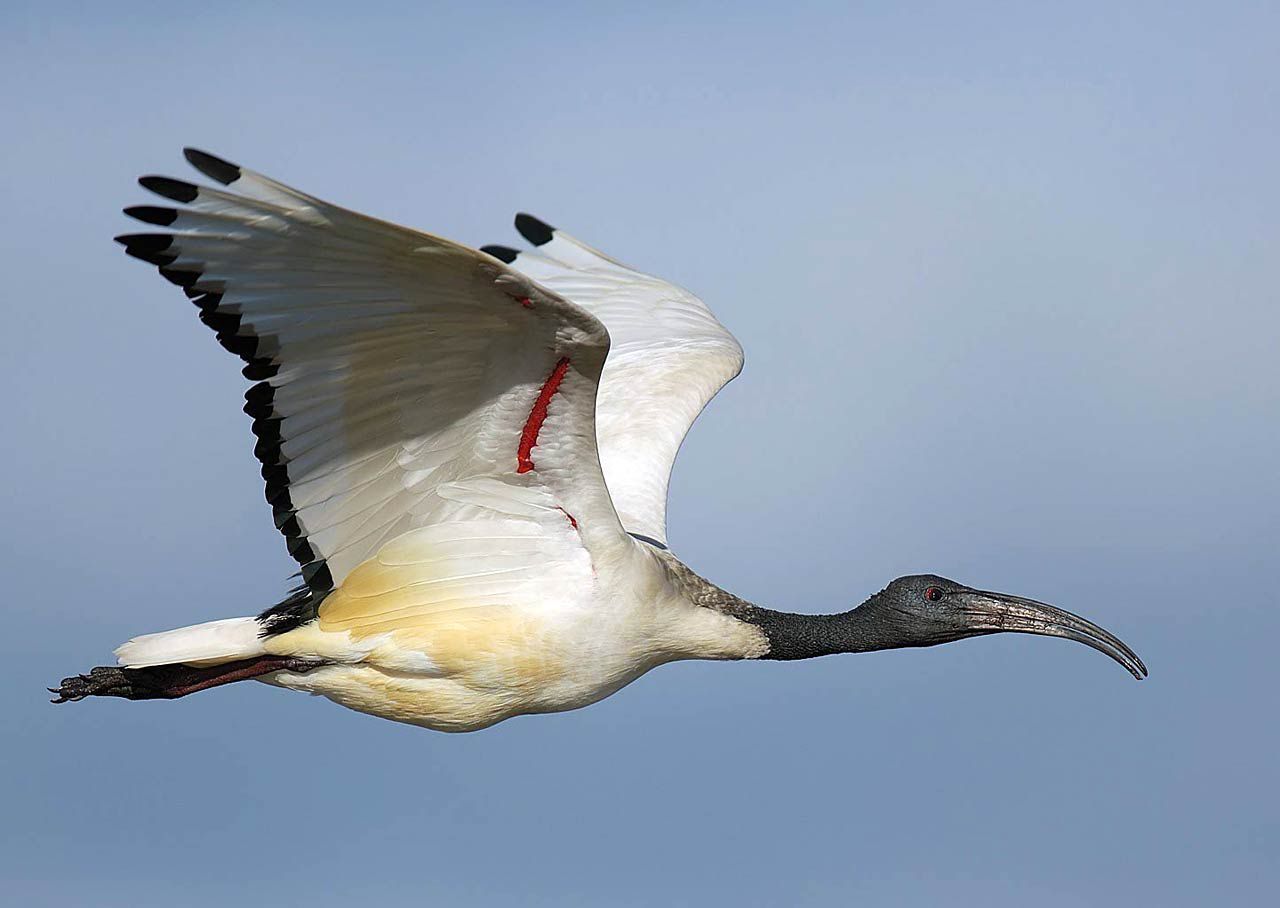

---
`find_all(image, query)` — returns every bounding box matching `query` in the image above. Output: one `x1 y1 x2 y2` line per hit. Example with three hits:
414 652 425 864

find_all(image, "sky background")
2 2 1277 905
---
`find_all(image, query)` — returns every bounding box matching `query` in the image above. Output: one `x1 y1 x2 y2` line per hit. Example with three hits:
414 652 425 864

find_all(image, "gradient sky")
3 2 1277 905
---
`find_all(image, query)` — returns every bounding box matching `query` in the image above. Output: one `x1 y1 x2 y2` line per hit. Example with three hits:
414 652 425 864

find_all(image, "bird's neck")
733 604 898 660
662 555 891 660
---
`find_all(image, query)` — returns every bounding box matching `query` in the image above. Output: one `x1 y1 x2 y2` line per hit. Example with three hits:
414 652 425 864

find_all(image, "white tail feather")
115 617 265 668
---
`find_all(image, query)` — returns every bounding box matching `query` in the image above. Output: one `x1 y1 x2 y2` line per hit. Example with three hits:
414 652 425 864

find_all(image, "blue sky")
2 2 1277 905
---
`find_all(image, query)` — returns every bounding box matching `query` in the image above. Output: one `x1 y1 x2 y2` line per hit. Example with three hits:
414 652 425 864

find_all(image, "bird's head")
847 574 1147 679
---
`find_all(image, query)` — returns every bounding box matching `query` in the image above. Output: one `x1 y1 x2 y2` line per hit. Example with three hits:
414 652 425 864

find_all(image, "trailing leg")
50 656 321 703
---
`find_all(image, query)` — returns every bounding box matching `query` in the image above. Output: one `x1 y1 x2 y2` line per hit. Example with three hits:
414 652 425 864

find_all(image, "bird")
51 149 1146 732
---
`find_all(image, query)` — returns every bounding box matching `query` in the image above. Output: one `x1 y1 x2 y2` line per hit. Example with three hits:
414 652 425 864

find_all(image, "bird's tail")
113 616 265 668
50 616 316 703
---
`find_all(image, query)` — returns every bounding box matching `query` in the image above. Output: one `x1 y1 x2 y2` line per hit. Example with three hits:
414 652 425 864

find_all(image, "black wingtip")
159 266 202 288
184 147 241 185
124 205 178 226
514 212 555 246
139 175 199 204
481 245 520 264
114 233 173 252
115 233 177 266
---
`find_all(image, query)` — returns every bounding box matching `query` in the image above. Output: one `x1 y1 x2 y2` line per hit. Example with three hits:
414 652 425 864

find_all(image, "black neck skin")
660 555 936 661
740 606 912 661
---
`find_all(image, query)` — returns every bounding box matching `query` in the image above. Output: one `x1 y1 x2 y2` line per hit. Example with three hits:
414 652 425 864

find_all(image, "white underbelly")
260 640 663 732
257 534 766 731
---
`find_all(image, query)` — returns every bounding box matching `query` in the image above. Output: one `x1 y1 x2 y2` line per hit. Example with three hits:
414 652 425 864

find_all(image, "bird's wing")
117 150 629 615
482 216 743 547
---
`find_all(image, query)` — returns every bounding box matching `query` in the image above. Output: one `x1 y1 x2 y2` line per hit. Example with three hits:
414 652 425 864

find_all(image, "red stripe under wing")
516 357 571 474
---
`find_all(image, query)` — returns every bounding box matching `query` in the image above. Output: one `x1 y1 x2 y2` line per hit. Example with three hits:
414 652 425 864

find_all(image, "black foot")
50 666 167 703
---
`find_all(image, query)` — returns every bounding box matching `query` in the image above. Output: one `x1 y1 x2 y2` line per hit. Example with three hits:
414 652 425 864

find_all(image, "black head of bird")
750 573 1147 679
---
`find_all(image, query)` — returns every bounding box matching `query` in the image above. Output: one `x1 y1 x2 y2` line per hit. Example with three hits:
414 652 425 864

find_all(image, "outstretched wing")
483 217 742 547
116 150 628 614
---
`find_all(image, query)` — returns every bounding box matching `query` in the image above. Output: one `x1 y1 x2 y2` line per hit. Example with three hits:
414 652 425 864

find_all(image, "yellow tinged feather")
308 547 568 693
262 533 768 731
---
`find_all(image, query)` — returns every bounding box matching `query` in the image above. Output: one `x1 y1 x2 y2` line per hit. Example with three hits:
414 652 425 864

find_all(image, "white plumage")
56 148 1144 730
485 224 744 545
115 617 263 668
86 148 764 731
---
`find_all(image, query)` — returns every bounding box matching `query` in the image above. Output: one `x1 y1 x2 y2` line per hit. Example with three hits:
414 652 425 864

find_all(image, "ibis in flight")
52 149 1146 731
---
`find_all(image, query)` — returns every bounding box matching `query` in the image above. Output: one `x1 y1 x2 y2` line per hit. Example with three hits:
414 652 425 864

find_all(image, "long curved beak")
956 590 1148 680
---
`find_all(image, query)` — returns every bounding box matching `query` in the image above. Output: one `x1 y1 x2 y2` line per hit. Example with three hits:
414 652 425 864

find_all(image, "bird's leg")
50 656 322 703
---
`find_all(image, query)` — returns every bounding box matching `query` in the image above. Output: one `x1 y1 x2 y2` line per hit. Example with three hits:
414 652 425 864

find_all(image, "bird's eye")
924 587 944 602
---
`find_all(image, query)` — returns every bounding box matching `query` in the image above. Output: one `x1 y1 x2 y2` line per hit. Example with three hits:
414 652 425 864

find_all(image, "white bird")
53 149 1146 732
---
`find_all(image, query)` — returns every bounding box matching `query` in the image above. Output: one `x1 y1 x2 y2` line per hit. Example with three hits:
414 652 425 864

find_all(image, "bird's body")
259 545 762 731
53 149 1145 731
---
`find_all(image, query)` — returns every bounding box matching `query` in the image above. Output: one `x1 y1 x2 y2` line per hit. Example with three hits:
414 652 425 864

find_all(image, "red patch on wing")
516 297 534 309
557 507 579 529
516 357 571 474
